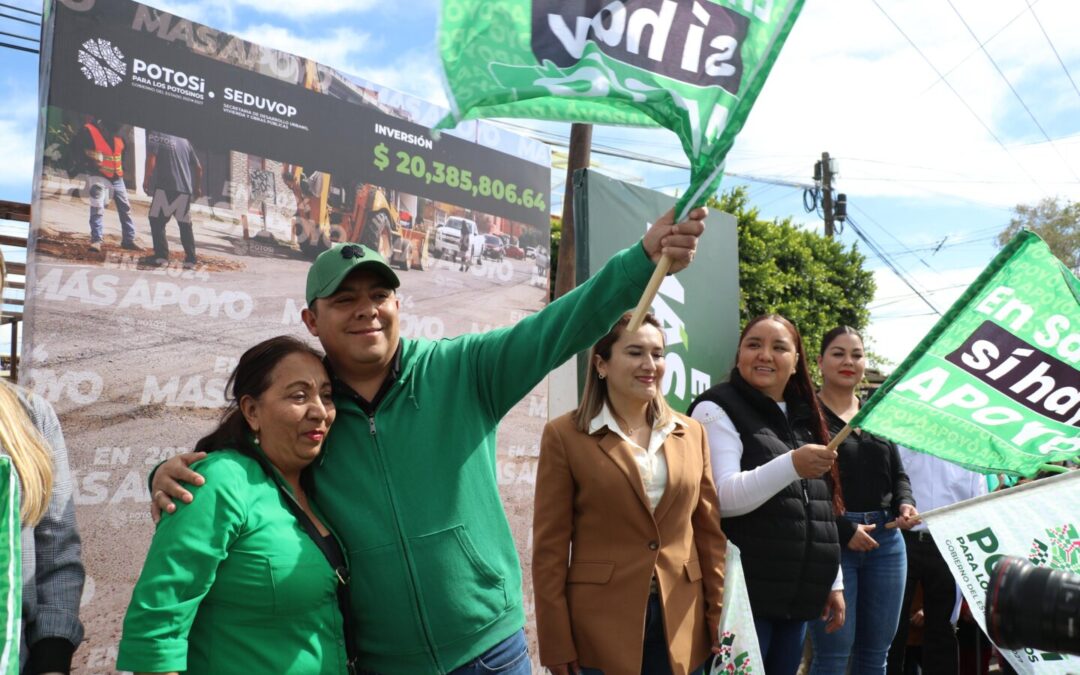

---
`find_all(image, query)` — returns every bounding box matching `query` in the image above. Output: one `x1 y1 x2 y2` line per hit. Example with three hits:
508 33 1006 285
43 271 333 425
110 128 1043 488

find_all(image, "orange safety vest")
83 123 124 178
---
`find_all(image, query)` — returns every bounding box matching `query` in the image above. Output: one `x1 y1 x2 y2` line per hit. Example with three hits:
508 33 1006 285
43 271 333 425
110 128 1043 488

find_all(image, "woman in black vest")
689 314 844 675
808 326 918 674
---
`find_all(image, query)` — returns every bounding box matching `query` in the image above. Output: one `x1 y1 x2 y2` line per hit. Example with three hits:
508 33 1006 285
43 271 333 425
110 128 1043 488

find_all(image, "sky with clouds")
2 0 1079 367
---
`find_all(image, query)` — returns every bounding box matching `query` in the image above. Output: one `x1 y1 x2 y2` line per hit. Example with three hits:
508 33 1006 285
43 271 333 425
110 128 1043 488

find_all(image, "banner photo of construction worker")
26 1 550 670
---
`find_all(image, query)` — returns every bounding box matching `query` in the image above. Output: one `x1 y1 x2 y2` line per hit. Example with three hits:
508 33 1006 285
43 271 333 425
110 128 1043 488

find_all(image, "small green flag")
436 0 805 217
0 457 21 674
850 230 1080 477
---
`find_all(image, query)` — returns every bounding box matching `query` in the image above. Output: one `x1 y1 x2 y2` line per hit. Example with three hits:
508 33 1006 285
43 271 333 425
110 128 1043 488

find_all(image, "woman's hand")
821 589 846 633
847 523 879 551
895 503 920 530
150 451 207 522
548 661 581 675
791 444 837 478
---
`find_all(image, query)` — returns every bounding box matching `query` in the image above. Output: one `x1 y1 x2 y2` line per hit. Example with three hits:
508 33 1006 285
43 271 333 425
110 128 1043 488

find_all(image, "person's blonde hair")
574 312 673 433
0 248 53 525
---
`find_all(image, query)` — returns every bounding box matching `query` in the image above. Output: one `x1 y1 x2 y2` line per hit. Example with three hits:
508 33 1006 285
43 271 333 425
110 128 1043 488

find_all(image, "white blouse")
589 404 681 513
691 399 843 591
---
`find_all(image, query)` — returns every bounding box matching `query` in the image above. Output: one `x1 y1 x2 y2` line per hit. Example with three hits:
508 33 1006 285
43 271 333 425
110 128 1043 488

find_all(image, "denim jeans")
755 617 807 675
579 593 711 675
448 628 531 674
87 175 136 244
809 510 907 675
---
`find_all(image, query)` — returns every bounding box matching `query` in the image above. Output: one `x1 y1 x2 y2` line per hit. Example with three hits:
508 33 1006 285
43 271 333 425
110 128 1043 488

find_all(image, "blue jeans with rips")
87 175 136 245
809 510 908 675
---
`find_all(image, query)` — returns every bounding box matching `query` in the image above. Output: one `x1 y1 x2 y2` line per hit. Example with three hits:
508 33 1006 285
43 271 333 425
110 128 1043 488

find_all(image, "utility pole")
820 151 834 238
553 123 592 299
814 152 846 238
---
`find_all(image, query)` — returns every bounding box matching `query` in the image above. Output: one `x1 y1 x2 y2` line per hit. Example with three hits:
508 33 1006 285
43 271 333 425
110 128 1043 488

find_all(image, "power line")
0 9 36 25
846 214 942 316
0 2 40 15
850 203 938 272
920 1 1039 95
1024 0 1080 105
945 0 1080 183
870 0 1046 194
0 41 36 53
0 29 36 42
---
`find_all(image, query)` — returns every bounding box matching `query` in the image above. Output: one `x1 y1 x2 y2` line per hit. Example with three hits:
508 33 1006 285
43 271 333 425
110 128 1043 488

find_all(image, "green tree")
707 186 877 364
998 197 1080 269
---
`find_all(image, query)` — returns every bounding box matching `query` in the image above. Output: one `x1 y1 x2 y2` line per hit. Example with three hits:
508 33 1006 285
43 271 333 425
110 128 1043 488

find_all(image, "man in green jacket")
152 207 707 674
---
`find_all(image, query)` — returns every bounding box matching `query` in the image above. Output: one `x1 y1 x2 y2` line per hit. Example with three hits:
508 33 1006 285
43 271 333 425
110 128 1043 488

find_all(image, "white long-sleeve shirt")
691 399 843 591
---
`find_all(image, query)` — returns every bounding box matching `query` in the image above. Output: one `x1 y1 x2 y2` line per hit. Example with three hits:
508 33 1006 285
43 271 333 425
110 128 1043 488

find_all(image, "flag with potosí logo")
709 542 762 675
849 230 1080 477
0 457 21 675
920 470 1080 673
435 0 804 217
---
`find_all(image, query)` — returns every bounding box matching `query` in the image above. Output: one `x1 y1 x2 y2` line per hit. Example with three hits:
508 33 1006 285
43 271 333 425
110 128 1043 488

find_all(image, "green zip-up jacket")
119 450 349 674
312 243 657 674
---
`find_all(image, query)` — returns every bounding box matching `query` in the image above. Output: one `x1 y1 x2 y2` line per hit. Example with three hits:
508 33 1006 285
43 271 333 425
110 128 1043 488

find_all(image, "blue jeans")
810 510 908 675
579 593 710 675
448 628 531 674
87 175 136 244
755 617 808 675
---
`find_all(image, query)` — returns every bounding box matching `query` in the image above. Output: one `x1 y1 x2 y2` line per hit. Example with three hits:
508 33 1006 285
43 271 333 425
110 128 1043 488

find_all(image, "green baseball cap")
306 242 400 305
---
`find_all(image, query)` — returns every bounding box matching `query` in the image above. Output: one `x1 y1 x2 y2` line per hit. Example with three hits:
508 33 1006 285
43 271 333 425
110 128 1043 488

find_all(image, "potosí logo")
132 58 206 93
532 0 748 92
223 88 298 117
78 38 127 88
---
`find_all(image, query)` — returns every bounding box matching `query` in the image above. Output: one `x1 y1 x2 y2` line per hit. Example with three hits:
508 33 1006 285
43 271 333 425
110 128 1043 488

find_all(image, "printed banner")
922 470 1080 673
437 0 805 216
573 169 738 411
850 231 1080 477
710 543 762 675
0 457 20 675
30 1 551 671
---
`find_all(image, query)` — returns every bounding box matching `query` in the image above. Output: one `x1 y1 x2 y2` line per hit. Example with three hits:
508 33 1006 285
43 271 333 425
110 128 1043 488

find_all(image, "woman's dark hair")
194 336 326 455
819 325 864 357
740 314 845 514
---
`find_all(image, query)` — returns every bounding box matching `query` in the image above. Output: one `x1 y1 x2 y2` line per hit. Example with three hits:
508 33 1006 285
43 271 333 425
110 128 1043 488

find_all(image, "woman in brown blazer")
533 312 728 675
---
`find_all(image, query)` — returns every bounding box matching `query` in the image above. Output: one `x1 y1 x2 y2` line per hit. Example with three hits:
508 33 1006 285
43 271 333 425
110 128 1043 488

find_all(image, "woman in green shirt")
117 336 353 674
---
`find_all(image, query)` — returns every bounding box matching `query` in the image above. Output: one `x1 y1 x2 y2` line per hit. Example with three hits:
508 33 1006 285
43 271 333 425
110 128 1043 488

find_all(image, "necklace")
614 412 646 436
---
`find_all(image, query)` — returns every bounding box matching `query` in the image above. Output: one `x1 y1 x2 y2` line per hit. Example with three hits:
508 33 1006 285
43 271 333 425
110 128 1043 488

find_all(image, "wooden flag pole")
626 255 672 332
826 424 852 452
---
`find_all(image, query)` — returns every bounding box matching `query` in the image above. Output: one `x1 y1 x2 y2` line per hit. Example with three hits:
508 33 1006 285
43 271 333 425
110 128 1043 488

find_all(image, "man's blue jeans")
809 510 908 675
87 175 136 244
448 628 531 675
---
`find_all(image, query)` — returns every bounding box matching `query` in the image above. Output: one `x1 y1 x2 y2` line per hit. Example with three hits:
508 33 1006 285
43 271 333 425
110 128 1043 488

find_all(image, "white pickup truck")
433 216 483 263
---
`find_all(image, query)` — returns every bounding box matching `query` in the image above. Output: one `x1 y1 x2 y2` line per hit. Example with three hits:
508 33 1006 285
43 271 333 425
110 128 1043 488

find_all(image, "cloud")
351 50 448 109
0 89 38 198
729 0 1080 208
230 0 378 18
231 24 373 73
865 264 984 365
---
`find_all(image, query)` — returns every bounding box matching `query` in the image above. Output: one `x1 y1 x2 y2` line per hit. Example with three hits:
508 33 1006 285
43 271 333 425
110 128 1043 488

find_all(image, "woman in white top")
533 312 727 675
688 314 845 675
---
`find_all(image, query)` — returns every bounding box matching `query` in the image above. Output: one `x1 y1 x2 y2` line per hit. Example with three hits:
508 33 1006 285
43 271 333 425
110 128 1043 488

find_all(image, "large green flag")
436 0 804 216
850 230 1080 477
0 457 20 674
